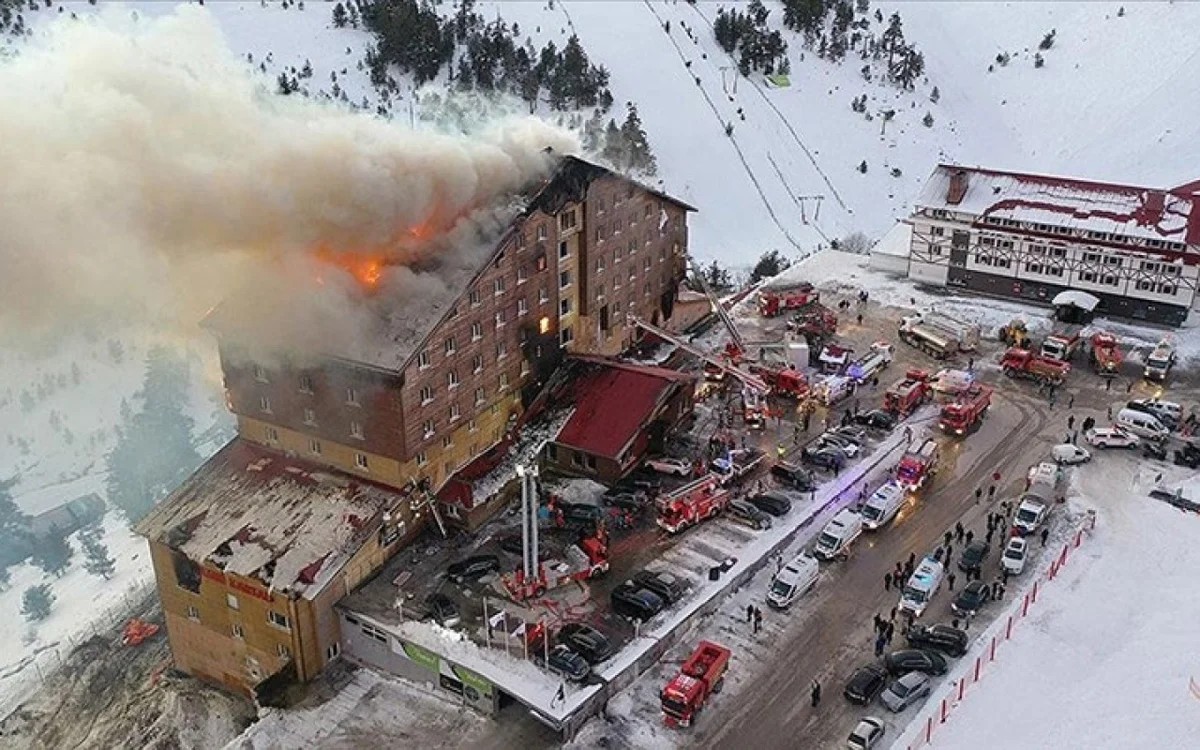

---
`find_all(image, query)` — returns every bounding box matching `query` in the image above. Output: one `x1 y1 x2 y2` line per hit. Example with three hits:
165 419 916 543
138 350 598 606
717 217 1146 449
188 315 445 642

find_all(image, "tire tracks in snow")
639 0 806 253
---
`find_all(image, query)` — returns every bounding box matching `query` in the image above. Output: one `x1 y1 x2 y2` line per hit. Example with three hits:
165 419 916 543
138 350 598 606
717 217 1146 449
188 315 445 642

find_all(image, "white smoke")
0 6 579 347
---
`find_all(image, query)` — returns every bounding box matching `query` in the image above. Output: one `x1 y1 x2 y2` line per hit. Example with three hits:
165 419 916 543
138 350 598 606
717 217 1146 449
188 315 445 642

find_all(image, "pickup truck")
710 448 765 486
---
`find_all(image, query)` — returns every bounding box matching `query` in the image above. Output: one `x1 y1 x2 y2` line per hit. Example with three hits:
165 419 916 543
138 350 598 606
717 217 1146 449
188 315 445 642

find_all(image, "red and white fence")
899 511 1097 750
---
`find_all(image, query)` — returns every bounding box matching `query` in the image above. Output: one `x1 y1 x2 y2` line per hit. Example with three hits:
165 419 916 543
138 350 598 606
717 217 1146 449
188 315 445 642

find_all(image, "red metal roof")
554 363 690 460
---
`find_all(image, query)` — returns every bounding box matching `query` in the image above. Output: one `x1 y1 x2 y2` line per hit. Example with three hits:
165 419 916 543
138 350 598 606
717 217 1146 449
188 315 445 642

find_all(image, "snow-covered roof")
915 164 1200 249
135 439 412 599
1051 290 1100 311
871 221 913 258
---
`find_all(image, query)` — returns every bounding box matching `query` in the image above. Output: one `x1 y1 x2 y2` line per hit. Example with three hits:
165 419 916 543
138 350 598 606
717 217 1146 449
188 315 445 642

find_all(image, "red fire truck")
939 384 993 435
749 364 810 399
661 641 731 728
1090 332 1123 376
656 475 732 534
896 438 939 491
884 370 931 416
1000 347 1070 385
759 285 820 317
502 525 610 601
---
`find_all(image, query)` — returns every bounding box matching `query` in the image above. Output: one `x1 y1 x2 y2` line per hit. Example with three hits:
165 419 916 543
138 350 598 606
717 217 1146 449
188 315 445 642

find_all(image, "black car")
559 502 604 528
748 491 793 517
830 425 869 444
843 664 888 705
853 409 898 431
497 535 554 560
424 593 461 628
906 624 969 658
952 581 992 617
803 445 846 471
611 581 666 622
545 645 590 682
884 649 948 677
557 623 615 664
771 461 816 490
958 540 991 573
1175 443 1200 468
727 499 773 530
632 570 688 604
447 555 501 584
1143 441 1168 461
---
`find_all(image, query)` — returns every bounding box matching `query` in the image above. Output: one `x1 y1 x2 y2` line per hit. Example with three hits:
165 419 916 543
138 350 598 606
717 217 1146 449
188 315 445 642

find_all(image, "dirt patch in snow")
0 592 254 750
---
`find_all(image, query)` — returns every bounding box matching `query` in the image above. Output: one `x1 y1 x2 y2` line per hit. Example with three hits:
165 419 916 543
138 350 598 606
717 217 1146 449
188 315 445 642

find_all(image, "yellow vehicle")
999 319 1030 349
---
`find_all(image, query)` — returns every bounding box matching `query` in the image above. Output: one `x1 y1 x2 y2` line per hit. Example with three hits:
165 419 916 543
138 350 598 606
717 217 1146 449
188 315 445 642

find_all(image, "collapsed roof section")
135 439 413 600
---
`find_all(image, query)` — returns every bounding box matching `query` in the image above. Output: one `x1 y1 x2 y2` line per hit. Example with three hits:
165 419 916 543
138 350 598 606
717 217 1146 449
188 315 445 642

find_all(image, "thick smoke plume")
0 6 579 350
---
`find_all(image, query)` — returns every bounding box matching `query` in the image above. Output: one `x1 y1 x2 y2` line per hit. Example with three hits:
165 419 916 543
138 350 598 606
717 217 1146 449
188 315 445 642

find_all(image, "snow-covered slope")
14 1 1199 266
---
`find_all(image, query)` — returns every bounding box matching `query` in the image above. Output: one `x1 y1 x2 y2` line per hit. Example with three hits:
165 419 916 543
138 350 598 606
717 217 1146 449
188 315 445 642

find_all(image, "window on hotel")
227 594 240 610
559 210 577 231
298 373 313 393
303 408 316 426
232 623 245 639
265 426 279 443
449 403 461 422
537 224 547 241
350 420 364 440
471 322 483 340
448 370 460 388
518 298 529 316
268 611 291 631
345 388 360 407
309 439 322 455
559 241 570 259
417 451 428 467
420 386 433 405
422 420 435 439
253 365 268 383
259 395 272 414
494 278 506 296
354 452 369 470
444 337 457 356
417 350 430 369
472 355 484 374
560 270 572 289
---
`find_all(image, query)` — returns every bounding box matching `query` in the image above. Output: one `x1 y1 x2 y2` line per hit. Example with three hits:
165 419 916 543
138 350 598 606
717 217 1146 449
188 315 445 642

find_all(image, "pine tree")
601 119 627 170
1034 52 1045 68
22 584 54 622
857 159 868 173
620 103 657 177
105 347 202 523
922 111 934 127
80 524 116 580
704 260 732 292
0 477 34 571
1039 29 1056 50
881 12 904 64
277 73 294 95
331 1 347 28
856 0 869 13
32 524 72 578
930 85 940 103
749 250 791 284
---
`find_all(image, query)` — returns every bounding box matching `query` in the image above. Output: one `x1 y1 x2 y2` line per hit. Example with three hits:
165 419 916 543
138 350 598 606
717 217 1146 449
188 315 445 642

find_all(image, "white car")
819 433 862 457
1051 443 1091 465
1085 427 1139 450
646 457 692 477
1001 536 1028 575
847 716 886 750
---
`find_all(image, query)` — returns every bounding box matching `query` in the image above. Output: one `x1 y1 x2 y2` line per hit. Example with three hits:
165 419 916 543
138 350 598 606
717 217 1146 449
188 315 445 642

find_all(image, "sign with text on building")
228 576 273 602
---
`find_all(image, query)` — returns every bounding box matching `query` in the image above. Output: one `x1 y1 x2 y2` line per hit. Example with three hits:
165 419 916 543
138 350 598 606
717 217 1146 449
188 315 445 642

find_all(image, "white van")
861 482 905 531
813 509 863 560
899 557 944 618
766 554 819 609
815 375 855 407
1012 499 1048 536
1116 408 1169 442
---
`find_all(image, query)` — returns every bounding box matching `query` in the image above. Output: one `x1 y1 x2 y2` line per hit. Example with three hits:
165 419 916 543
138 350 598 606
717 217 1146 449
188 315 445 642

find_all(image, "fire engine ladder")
687 258 746 353
629 316 771 394
409 477 448 538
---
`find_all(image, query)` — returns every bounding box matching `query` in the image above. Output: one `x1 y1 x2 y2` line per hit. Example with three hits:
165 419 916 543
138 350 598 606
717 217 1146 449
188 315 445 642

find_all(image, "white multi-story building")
906 164 1200 327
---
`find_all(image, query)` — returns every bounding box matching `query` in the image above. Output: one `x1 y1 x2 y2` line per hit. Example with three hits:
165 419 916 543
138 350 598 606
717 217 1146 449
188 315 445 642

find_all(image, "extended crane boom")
688 258 745 353
629 317 770 393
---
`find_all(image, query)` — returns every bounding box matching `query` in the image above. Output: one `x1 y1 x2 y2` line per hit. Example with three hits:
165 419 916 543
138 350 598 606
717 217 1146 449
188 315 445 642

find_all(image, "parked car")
906 624 969 657
632 569 688 605
852 409 898 431
497 535 553 559
1085 427 1139 449
646 456 693 477
1126 399 1182 429
556 623 614 664
727 499 773 530
558 502 605 527
819 432 862 458
602 492 645 511
610 581 666 622
1176 442 1200 469
425 593 461 628
847 716 886 750
883 649 947 677
1143 441 1168 461
880 671 931 713
447 555 501 584
958 540 990 573
1051 443 1091 465
831 425 869 444
1001 536 1028 575
545 644 590 682
803 445 847 471
951 580 992 617
772 461 816 490
748 491 793 517
843 664 888 705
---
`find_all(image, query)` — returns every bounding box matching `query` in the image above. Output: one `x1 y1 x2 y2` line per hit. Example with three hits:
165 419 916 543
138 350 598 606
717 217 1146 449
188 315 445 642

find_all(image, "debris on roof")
136 440 412 599
917 164 1200 249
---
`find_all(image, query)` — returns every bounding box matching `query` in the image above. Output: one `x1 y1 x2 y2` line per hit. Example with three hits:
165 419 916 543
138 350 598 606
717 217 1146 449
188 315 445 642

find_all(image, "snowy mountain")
8 1 1199 268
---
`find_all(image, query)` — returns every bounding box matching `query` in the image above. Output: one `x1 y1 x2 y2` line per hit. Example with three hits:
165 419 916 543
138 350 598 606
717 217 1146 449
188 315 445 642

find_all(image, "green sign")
400 641 440 673
452 665 493 699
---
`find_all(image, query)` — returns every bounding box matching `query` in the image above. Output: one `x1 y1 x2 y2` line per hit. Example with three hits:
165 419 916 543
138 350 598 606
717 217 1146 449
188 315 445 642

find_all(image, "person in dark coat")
811 679 821 707
944 530 953 548
955 522 964 543
947 572 956 591
884 572 893 591
874 633 886 657
965 530 974 545
885 621 895 644
1041 527 1050 546
908 552 916 569
746 604 755 623
975 487 983 502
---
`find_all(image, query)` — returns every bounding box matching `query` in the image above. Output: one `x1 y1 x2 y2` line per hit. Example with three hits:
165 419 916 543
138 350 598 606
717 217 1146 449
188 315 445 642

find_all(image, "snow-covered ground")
910 460 1200 750
13 1 1200 267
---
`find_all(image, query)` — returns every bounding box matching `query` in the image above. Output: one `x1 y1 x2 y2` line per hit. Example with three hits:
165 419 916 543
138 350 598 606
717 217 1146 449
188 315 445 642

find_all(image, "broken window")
172 552 202 594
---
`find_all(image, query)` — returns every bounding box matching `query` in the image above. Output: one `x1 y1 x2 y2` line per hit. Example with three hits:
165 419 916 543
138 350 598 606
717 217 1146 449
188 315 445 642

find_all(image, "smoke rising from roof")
0 6 579 345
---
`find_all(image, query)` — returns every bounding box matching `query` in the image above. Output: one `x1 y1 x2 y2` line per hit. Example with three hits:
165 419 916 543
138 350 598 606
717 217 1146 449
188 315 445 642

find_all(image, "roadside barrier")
900 510 1097 750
